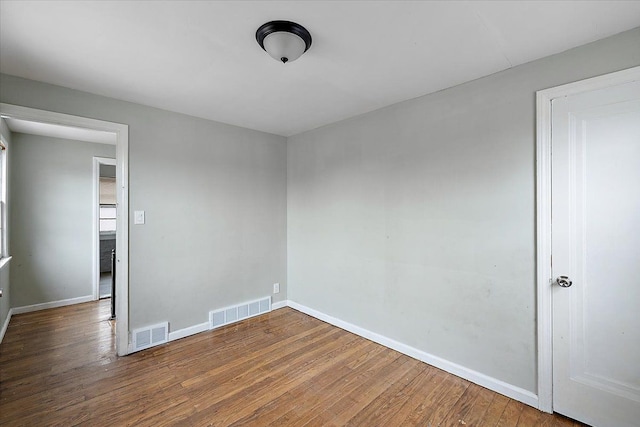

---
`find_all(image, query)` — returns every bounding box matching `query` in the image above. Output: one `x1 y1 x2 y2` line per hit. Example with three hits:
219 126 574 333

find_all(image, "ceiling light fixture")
256 20 312 64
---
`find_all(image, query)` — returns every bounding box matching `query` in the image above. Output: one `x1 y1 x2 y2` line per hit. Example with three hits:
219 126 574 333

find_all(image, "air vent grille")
132 322 168 352
209 297 271 330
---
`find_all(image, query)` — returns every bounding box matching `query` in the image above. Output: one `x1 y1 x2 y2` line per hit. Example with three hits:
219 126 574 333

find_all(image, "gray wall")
287 28 640 393
0 119 11 333
10 134 115 307
0 75 287 331
1 26 637 392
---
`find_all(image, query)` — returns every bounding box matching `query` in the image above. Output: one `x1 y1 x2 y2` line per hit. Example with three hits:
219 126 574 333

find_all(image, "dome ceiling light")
256 20 312 64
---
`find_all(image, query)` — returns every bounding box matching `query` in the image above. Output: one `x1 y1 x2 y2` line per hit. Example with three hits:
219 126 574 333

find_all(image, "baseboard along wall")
2 294 539 409
11 295 94 315
0 308 13 344
284 300 539 409
2 295 94 343
168 322 209 342
271 300 288 310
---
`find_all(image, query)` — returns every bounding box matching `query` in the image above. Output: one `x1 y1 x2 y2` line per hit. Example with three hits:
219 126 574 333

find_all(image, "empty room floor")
0 301 585 426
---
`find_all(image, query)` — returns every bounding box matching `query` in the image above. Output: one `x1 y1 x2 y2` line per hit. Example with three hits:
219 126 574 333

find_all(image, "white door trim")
93 156 116 301
0 103 130 356
535 66 640 413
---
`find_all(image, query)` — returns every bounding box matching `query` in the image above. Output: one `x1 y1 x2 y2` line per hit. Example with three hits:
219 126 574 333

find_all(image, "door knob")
556 276 572 288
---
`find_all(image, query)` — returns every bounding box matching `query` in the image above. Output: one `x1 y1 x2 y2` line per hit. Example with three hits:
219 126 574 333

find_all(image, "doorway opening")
0 103 130 356
94 157 116 302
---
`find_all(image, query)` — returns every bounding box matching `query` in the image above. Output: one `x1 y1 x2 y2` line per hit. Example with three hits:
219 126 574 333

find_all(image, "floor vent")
132 322 168 352
209 296 271 330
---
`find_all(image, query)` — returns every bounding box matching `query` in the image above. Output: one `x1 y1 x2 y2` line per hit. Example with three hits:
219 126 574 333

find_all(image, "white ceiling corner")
1 1 639 137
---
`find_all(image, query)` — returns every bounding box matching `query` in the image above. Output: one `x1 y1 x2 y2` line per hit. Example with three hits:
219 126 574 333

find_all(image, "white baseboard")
271 300 288 310
287 300 539 409
11 295 94 315
3 292 538 408
168 322 209 342
0 308 13 343
169 299 286 343
3 293 538 408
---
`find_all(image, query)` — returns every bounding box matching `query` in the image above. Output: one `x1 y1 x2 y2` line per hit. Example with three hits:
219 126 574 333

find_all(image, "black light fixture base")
256 20 312 53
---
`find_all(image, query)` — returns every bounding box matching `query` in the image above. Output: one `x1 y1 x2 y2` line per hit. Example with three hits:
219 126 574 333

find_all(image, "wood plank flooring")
0 300 586 426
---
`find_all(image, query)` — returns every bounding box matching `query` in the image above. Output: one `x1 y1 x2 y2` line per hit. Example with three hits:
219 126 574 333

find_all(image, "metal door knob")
556 276 572 288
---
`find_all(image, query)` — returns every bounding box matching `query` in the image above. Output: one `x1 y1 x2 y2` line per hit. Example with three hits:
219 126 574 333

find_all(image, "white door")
551 76 640 427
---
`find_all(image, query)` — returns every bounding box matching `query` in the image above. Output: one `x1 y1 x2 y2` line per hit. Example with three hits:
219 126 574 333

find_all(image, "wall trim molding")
167 300 285 343
271 300 288 310
94 295 537 409
287 300 539 409
12 295 94 315
535 65 640 413
168 322 209 342
0 307 12 343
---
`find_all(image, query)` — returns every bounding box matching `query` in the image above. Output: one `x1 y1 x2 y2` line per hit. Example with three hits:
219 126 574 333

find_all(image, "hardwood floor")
0 301 585 426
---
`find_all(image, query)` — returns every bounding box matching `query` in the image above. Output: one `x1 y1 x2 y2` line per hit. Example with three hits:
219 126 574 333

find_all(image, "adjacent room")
0 1 638 426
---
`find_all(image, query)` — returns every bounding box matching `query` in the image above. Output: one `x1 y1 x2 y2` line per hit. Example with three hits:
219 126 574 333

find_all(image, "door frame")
93 156 116 300
0 103 130 356
535 65 640 413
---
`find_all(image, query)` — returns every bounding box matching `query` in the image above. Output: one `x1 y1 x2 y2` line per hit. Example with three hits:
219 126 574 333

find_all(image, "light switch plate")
134 210 145 225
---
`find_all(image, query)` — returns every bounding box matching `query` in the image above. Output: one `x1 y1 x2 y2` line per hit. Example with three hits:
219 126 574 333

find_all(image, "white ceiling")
1 1 639 137
3 117 117 145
